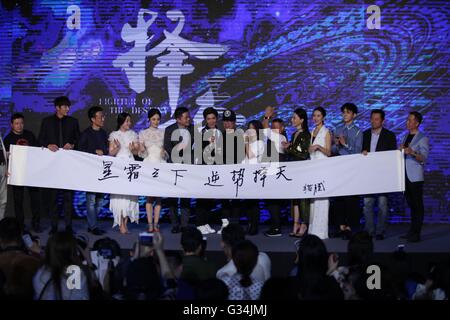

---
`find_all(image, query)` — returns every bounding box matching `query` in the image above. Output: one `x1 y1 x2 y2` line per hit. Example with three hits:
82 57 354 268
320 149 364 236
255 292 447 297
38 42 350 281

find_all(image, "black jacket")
362 127 397 152
38 114 80 148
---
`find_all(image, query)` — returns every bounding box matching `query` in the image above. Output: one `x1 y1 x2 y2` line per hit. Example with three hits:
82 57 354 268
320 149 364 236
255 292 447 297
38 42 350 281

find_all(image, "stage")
27 218 450 277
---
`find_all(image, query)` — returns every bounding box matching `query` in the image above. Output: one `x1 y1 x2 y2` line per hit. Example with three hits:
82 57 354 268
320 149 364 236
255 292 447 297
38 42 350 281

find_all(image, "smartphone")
22 234 33 248
139 232 153 246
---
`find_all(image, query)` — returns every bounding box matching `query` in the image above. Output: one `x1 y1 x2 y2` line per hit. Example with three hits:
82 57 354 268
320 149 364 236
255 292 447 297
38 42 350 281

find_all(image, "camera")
98 248 114 259
139 232 153 246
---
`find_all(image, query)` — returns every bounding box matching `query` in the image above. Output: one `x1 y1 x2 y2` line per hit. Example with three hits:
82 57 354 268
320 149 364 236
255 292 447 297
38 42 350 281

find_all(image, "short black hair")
203 107 218 119
313 106 326 118
87 106 103 122
271 118 284 125
341 103 358 114
148 108 162 119
174 107 189 120
54 96 71 107
371 109 385 120
0 218 23 245
221 223 245 248
10 113 24 123
409 111 423 124
180 226 203 253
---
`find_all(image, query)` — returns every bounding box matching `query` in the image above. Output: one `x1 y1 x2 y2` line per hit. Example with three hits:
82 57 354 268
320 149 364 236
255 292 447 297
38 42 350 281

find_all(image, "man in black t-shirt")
3 113 41 232
77 106 108 236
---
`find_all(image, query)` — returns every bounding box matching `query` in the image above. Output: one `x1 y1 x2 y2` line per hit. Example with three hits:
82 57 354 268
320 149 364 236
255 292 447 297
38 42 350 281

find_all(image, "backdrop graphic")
0 0 448 222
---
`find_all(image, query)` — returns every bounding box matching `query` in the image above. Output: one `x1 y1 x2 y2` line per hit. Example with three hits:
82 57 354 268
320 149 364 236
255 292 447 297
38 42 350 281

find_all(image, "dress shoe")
375 233 385 241
171 226 181 234
400 230 414 239
247 225 258 236
264 228 282 237
341 230 352 240
88 227 105 236
407 234 421 243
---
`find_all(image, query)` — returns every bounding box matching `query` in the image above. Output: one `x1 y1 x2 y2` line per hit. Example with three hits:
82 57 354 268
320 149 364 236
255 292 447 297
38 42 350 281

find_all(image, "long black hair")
296 235 329 298
117 112 131 130
293 108 309 133
313 107 327 119
247 120 263 141
43 231 82 299
232 240 258 288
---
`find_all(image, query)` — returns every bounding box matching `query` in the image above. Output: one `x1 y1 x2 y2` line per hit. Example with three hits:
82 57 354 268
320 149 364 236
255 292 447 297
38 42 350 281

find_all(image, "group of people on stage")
0 96 429 242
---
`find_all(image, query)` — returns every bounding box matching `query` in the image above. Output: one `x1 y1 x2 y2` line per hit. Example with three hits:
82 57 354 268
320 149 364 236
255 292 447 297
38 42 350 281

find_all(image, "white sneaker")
197 225 209 235
205 224 216 234
217 219 230 235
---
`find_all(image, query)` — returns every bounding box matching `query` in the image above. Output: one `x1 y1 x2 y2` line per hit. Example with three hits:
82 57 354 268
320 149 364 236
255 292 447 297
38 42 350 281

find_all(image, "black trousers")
13 186 41 228
334 196 361 228
267 199 285 230
43 188 73 229
196 199 215 226
221 199 241 223
245 199 260 228
405 176 424 235
166 197 190 228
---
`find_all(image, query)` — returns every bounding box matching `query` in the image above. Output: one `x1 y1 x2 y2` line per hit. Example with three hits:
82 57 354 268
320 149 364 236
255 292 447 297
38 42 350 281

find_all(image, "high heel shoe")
298 223 308 237
148 223 154 233
289 222 301 237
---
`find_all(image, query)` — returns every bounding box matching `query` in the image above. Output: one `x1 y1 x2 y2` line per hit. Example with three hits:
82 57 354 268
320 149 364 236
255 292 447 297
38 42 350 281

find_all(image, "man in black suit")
163 106 194 233
38 96 80 234
362 109 397 240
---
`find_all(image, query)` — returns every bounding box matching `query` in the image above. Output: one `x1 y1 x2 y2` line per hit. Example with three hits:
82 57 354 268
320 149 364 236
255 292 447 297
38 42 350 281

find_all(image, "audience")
32 231 92 300
328 231 374 299
180 226 217 284
0 218 448 301
217 223 271 282
294 234 344 300
221 240 264 300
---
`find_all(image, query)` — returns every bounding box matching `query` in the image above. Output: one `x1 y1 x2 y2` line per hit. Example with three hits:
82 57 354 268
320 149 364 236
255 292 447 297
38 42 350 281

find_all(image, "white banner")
7 145 405 199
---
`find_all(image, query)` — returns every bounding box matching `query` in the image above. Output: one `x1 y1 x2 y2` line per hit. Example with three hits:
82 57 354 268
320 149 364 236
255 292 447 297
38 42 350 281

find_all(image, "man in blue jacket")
399 111 429 243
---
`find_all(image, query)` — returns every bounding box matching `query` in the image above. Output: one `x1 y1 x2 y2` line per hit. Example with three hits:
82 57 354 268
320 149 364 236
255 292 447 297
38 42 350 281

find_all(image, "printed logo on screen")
113 9 229 117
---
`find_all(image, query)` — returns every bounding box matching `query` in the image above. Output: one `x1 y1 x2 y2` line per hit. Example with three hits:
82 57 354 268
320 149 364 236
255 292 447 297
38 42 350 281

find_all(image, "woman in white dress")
138 108 167 233
243 120 265 164
308 107 332 239
108 112 140 234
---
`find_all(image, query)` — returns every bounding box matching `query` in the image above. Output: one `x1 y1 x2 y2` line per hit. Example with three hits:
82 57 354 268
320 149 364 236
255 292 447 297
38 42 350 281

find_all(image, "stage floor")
27 219 450 254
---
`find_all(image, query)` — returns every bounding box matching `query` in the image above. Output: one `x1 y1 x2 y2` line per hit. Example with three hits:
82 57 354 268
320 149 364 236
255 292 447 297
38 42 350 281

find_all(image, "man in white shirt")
216 223 271 282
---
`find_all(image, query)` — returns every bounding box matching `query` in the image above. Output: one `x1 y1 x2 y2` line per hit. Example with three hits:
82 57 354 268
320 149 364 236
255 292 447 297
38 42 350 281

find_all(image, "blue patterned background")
0 0 448 223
